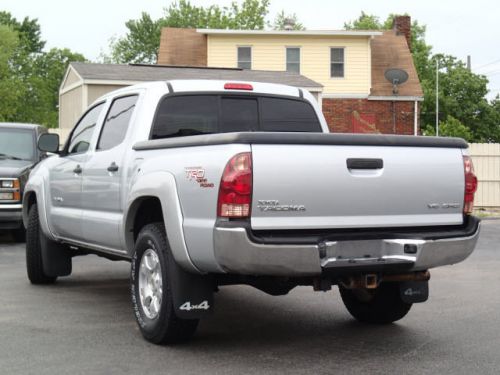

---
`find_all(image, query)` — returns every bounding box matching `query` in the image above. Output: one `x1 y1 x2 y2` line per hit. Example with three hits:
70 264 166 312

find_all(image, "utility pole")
436 59 439 136
467 55 471 71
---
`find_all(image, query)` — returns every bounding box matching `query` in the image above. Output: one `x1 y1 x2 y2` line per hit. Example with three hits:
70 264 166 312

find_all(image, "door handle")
346 158 384 170
107 162 119 172
73 165 82 174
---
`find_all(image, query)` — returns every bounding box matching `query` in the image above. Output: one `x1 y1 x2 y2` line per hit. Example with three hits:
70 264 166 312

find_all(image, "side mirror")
38 133 60 154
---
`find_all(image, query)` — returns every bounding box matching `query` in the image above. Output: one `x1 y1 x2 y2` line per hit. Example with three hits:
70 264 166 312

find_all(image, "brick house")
157 16 423 135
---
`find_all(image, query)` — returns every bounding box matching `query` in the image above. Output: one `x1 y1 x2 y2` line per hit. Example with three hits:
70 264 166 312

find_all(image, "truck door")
81 95 138 251
49 103 105 241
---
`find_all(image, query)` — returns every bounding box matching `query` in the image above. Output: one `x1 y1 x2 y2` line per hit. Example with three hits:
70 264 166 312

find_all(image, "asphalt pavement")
0 220 499 375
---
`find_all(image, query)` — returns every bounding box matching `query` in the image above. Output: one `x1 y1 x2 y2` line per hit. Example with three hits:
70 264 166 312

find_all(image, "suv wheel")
339 282 412 324
131 223 199 344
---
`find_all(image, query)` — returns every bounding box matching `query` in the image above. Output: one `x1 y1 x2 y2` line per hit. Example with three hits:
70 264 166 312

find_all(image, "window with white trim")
237 47 252 69
330 47 345 78
286 47 300 74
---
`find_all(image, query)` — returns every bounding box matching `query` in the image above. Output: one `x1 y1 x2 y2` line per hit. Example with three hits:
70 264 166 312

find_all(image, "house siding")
87 84 127 104
63 69 81 89
59 86 83 130
207 35 371 95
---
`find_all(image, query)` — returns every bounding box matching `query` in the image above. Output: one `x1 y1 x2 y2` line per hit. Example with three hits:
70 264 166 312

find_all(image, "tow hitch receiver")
340 274 379 289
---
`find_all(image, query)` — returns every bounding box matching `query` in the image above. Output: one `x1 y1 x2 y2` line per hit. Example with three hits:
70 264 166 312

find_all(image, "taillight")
463 155 478 215
217 152 252 218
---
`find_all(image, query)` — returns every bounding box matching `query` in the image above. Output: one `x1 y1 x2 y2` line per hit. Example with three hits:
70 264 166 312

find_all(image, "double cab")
23 80 480 344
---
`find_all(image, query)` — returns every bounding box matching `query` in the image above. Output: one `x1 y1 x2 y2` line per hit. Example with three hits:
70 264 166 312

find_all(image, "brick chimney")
157 28 207 66
392 15 411 50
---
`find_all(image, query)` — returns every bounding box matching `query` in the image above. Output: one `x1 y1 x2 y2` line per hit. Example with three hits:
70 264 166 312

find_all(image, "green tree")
0 11 45 54
272 11 305 30
344 11 382 30
423 115 473 141
108 0 270 64
25 48 86 127
0 12 86 128
0 25 24 122
109 12 160 64
419 54 497 142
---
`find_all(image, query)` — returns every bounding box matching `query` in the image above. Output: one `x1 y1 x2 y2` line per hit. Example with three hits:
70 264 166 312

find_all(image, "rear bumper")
213 217 481 276
0 204 23 229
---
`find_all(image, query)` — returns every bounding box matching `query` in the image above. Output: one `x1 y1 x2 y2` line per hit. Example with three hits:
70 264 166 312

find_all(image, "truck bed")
135 132 468 230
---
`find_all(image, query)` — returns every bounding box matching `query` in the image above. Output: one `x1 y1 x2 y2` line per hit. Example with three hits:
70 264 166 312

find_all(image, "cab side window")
97 95 138 151
68 103 105 154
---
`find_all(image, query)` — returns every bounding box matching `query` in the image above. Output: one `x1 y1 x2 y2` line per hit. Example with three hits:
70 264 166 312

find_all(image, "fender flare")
22 176 57 242
124 171 202 274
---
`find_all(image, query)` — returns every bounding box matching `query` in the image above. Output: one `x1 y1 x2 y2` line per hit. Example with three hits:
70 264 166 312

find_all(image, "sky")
2 0 499 99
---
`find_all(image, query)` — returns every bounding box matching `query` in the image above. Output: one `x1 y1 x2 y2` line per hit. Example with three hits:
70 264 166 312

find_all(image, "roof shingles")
370 31 423 97
70 62 322 89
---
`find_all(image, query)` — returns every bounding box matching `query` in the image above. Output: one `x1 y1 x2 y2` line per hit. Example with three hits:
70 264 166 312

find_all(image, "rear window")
152 96 218 139
220 98 258 132
260 97 320 132
151 94 321 139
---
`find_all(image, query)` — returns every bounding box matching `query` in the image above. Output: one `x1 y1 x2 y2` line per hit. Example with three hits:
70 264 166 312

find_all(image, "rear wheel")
339 282 412 324
131 223 199 344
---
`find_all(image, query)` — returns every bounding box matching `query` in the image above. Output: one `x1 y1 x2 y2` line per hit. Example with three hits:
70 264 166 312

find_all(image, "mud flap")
167 258 214 319
41 237 71 277
400 281 429 303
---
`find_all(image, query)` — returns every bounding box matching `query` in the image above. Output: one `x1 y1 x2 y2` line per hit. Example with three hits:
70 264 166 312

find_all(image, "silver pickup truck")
24 80 480 344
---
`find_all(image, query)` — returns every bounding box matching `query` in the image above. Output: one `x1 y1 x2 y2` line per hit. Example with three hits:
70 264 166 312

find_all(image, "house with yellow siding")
157 16 424 135
205 31 374 96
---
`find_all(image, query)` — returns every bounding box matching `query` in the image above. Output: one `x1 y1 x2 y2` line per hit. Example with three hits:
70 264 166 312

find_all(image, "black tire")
12 226 26 243
339 282 412 324
26 204 57 284
131 223 199 345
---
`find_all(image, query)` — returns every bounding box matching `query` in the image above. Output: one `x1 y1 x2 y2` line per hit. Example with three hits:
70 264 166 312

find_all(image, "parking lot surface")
0 220 499 374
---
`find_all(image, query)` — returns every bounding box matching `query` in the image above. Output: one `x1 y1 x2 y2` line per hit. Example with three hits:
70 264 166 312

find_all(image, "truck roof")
96 79 310 103
0 123 44 131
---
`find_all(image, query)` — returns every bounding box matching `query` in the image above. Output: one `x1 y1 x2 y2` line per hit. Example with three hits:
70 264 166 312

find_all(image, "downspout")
414 100 418 135
392 101 396 133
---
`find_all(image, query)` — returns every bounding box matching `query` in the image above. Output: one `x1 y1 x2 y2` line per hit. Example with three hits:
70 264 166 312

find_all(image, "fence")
469 143 500 208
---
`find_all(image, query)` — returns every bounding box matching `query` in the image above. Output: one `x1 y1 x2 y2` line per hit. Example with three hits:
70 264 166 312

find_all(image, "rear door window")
68 103 105 154
260 97 321 132
97 95 138 151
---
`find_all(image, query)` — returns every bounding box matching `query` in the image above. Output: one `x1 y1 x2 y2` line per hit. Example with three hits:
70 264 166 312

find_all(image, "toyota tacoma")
23 80 480 344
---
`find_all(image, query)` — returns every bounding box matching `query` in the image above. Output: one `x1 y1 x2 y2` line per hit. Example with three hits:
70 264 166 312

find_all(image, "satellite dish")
384 68 409 94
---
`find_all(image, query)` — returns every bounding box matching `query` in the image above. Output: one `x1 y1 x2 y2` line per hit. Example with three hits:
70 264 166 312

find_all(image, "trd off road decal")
185 167 214 188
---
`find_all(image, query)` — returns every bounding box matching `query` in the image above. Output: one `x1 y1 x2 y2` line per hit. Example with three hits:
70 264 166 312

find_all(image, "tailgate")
250 144 465 230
